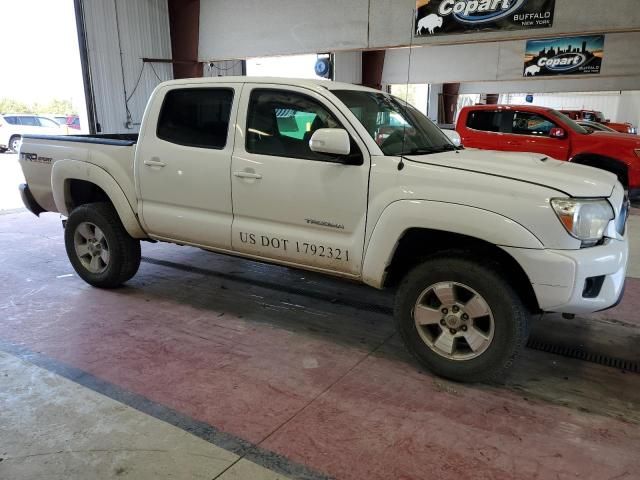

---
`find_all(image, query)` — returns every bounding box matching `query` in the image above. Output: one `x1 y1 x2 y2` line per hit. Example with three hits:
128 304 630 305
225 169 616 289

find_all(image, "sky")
0 0 85 109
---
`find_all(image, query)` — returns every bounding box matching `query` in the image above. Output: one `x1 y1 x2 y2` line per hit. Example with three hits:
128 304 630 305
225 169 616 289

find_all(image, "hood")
406 149 617 198
590 131 640 144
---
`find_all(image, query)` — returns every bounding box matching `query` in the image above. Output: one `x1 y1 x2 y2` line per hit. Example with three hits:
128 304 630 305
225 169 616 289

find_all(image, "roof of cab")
158 76 381 93
459 104 555 112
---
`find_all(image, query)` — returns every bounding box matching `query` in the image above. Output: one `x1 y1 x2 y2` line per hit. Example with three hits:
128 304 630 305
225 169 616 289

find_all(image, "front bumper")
503 237 629 315
19 183 46 216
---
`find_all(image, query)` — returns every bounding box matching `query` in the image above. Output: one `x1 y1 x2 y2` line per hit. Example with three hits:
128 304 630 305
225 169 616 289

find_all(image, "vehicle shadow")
119 243 640 424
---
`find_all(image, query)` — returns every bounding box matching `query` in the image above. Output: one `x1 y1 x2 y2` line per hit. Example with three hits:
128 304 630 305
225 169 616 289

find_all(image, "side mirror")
442 129 462 147
549 127 566 139
309 128 350 156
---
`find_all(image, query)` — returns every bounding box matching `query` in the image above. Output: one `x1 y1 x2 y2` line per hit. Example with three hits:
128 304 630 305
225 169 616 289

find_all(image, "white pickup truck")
18 77 629 382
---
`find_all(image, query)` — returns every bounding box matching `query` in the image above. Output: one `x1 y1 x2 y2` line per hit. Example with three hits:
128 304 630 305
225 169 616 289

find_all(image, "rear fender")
51 159 146 238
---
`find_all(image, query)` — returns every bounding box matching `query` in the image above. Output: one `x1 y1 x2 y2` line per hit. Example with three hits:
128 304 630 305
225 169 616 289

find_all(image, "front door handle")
144 157 166 167
233 171 262 179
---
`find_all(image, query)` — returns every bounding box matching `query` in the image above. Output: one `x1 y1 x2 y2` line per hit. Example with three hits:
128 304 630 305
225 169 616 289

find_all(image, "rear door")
17 115 41 136
462 110 508 150
230 85 370 276
500 110 570 160
136 83 240 249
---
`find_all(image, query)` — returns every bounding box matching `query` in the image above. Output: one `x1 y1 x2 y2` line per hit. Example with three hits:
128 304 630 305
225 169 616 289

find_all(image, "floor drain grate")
526 338 640 373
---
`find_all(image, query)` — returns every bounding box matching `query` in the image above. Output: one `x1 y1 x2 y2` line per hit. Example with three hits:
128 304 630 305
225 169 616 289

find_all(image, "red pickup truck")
456 104 640 202
560 109 637 135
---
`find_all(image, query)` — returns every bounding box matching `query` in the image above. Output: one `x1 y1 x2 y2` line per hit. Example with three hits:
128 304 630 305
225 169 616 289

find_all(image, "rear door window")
157 88 234 149
466 111 502 132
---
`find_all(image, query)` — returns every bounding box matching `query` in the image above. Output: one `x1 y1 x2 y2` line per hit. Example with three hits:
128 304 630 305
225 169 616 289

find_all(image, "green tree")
41 98 75 115
0 98 30 113
0 98 77 115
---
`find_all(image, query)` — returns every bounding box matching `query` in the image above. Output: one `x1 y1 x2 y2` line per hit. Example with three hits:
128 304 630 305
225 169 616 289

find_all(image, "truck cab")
456 104 640 203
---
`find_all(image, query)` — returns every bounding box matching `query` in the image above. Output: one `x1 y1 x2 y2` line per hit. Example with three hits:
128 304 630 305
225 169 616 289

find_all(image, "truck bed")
24 133 138 146
19 134 139 215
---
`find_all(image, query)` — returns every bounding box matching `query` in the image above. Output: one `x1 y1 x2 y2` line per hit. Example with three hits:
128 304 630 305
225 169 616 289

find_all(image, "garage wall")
82 0 173 133
334 51 362 84
199 0 640 60
204 60 245 77
370 0 640 49
500 91 640 127
381 32 640 86
199 0 369 60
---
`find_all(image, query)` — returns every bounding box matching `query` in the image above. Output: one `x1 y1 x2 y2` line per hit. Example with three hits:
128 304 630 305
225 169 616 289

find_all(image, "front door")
230 85 370 276
137 84 240 249
501 110 570 160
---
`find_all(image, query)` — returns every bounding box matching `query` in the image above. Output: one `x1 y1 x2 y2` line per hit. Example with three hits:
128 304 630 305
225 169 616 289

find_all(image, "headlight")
551 198 614 246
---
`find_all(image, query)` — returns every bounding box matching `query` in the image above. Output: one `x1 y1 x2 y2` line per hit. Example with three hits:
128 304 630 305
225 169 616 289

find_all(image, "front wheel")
64 202 141 288
394 255 529 383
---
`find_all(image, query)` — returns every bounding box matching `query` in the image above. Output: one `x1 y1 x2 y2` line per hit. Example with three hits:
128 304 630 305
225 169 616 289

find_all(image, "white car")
0 113 67 153
17 77 629 382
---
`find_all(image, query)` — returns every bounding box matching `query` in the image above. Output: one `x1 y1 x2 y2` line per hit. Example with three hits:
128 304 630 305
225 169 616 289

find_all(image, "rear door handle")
233 171 262 179
144 157 166 167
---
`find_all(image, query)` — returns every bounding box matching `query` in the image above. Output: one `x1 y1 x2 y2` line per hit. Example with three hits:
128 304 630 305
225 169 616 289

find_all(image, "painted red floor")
1 211 640 480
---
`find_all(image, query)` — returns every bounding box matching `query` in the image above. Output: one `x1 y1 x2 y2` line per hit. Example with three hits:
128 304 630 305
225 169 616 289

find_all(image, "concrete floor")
1 153 640 479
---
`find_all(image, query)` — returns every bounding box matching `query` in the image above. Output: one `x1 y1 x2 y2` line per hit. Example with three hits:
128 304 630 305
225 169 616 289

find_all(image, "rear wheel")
64 202 141 288
394 255 529 383
9 135 22 153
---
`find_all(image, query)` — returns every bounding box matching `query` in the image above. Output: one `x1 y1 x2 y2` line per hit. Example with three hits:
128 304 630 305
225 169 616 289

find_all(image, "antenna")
398 7 416 171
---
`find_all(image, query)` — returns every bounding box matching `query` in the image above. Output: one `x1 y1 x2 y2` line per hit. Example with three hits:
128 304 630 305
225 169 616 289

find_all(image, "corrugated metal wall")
203 60 245 77
82 0 173 133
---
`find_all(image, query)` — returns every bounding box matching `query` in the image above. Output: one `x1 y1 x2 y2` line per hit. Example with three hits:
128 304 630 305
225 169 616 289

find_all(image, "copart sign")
415 0 555 36
524 35 605 77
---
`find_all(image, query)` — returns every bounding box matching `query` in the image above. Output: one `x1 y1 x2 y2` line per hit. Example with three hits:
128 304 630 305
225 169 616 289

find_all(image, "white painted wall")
199 0 369 60
382 32 640 86
334 51 362 84
499 91 640 127
199 0 640 59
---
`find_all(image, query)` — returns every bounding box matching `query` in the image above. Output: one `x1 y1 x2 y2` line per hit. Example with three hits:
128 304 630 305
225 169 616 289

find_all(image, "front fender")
362 200 544 288
52 160 146 239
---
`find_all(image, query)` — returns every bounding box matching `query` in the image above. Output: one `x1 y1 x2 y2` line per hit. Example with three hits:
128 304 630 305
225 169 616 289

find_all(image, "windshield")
549 109 590 135
332 90 455 156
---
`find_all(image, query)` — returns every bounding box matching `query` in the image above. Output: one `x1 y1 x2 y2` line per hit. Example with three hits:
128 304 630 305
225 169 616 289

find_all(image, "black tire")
64 202 141 288
9 135 21 153
394 254 529 383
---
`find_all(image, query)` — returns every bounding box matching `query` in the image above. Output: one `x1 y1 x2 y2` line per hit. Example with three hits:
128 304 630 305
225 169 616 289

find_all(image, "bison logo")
416 14 443 35
524 64 541 77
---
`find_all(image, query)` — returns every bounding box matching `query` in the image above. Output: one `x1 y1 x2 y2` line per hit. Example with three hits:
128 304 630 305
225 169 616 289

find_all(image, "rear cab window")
156 88 234 149
466 111 502 132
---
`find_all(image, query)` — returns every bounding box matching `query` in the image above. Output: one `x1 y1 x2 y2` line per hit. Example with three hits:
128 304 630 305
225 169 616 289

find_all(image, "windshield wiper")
402 145 457 155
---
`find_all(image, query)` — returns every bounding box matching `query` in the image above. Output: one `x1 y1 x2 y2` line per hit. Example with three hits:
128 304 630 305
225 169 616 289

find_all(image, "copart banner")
415 0 555 37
